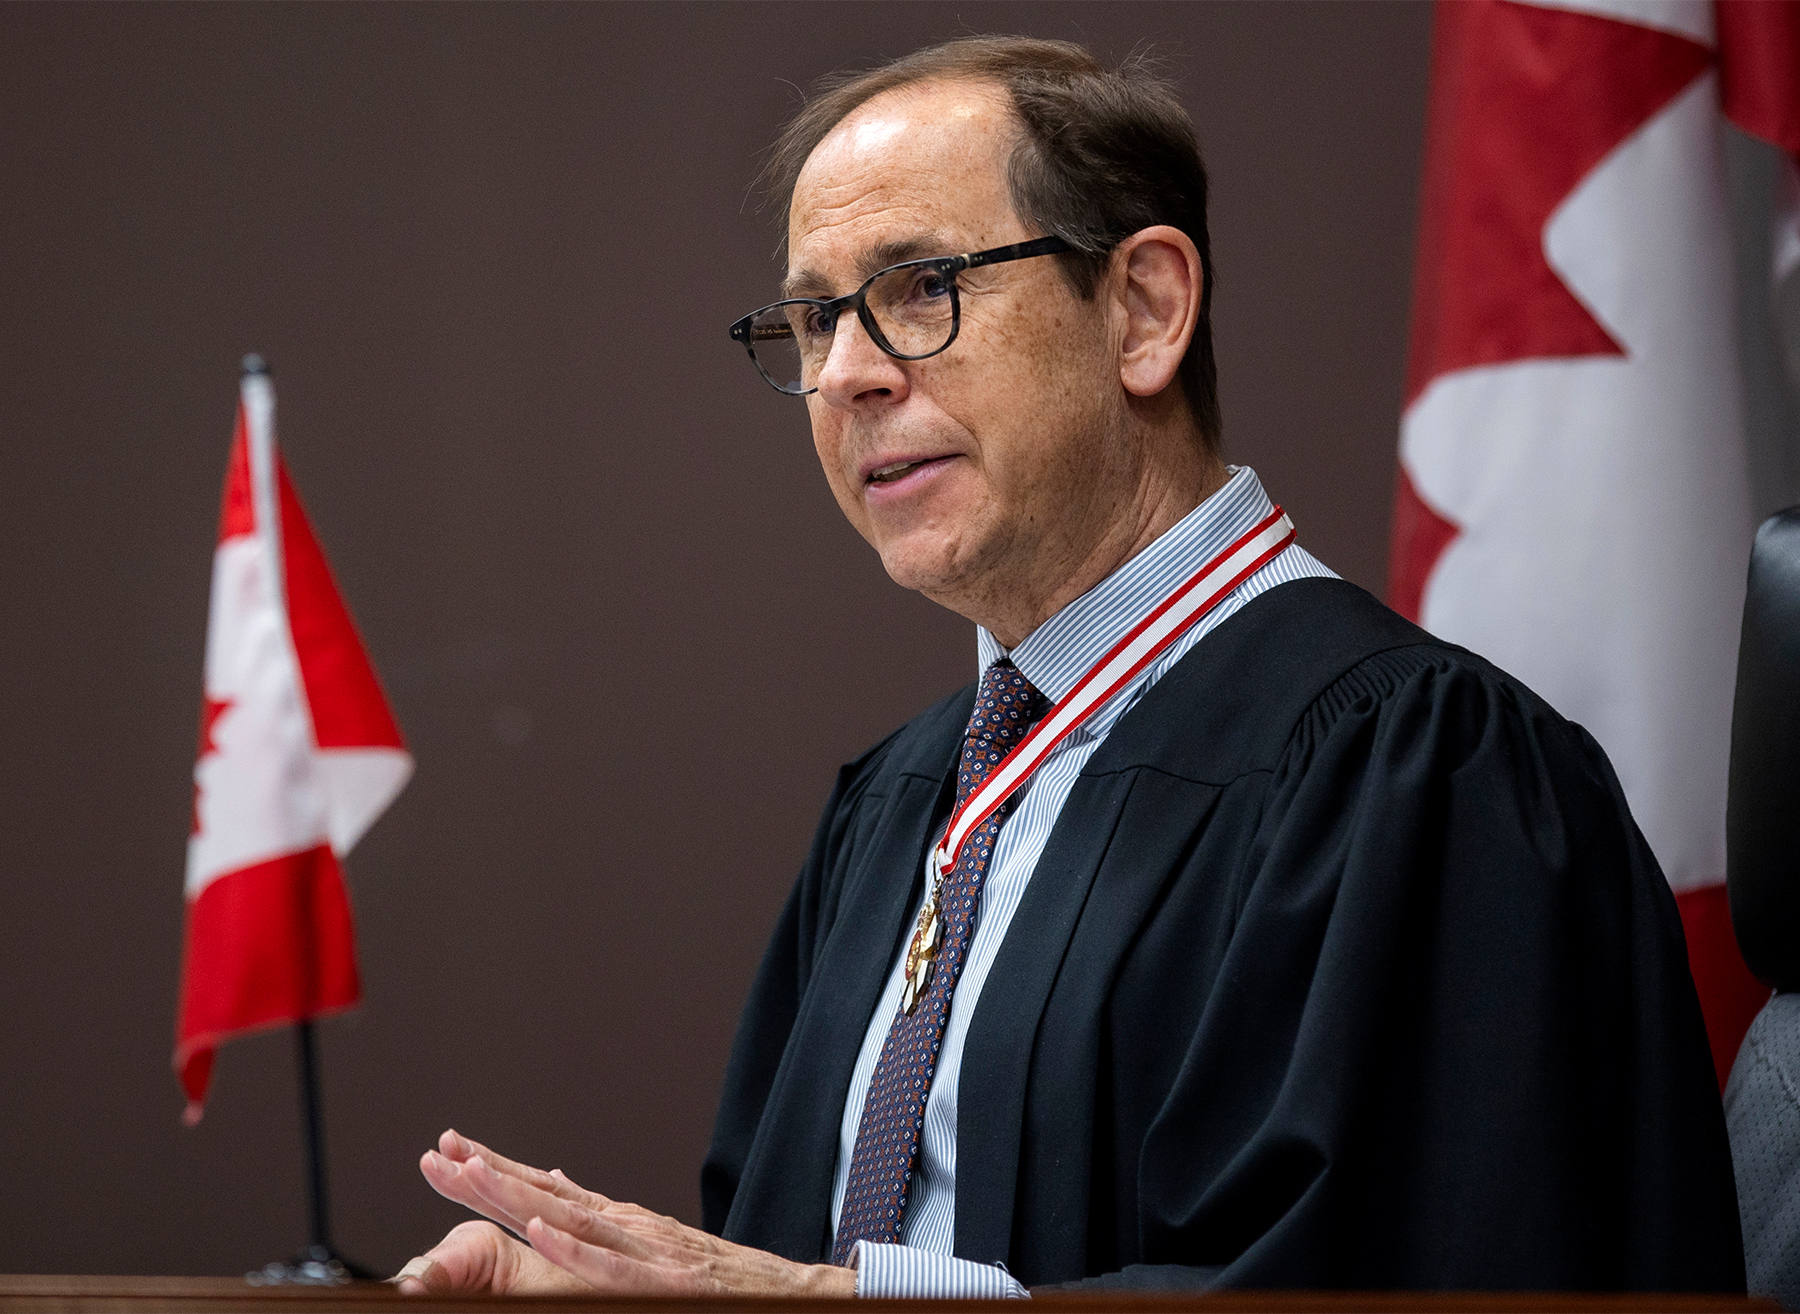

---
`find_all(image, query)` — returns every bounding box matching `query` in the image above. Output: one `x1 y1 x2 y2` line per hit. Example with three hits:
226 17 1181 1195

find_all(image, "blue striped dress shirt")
833 467 1337 1297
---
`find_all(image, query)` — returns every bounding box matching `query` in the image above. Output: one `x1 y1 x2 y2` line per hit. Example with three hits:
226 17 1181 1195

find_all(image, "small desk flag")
175 361 411 1123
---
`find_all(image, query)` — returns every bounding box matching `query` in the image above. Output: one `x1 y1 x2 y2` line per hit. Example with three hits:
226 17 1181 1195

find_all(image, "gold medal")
902 956 935 1014
900 877 944 1015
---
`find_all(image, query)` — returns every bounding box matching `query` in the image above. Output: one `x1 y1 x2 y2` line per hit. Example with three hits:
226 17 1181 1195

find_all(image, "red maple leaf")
1403 1 1710 407
191 695 232 836
1389 0 1712 621
198 695 231 757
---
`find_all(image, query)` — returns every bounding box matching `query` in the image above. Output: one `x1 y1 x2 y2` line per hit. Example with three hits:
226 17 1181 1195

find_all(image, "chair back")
1728 507 1800 990
1724 507 1800 1309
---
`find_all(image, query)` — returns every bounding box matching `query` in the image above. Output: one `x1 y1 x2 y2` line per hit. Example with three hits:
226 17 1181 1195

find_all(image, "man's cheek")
808 427 854 501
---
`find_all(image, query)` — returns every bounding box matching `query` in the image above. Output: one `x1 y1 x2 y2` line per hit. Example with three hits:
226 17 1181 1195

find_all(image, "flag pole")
295 1018 334 1257
292 1018 378 1278
245 355 370 1286
244 1017 375 1284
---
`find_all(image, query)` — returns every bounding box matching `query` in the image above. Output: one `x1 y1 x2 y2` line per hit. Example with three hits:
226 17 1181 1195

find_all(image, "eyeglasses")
728 235 1072 396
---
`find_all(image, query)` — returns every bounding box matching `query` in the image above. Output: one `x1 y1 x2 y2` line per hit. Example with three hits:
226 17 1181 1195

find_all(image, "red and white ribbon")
934 506 1296 879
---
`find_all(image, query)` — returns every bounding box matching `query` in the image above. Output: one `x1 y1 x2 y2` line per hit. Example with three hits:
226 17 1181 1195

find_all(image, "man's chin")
874 540 965 600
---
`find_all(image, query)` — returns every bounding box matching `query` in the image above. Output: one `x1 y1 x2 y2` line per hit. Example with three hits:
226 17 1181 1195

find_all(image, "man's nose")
814 313 910 408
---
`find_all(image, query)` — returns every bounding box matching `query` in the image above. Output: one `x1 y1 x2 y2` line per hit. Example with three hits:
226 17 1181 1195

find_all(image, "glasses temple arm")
962 235 1072 269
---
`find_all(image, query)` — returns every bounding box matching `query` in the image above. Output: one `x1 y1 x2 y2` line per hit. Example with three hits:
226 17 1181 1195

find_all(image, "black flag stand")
245 1020 377 1285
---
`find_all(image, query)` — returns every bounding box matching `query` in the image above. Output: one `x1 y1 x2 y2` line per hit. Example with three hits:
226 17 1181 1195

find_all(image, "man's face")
787 79 1136 624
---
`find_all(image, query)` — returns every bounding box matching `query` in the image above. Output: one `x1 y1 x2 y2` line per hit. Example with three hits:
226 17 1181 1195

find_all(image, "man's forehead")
809 75 1011 165
785 79 1018 288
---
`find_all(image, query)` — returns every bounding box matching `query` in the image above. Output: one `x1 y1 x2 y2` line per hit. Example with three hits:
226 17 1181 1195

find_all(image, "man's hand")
393 1219 589 1296
396 1129 855 1298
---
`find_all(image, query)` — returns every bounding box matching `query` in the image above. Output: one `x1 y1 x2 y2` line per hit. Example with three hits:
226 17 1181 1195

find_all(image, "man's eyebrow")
780 233 953 300
857 234 951 280
779 267 834 301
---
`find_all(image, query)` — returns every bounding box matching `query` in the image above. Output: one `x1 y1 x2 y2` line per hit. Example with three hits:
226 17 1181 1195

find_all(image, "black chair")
1725 506 1800 1309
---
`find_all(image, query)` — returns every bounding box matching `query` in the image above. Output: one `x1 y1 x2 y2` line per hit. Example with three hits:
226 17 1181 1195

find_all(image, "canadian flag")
1392 0 1800 1084
175 362 411 1122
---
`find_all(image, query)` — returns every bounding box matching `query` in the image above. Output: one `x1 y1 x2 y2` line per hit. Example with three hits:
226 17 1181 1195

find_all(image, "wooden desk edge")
0 1280 1774 1314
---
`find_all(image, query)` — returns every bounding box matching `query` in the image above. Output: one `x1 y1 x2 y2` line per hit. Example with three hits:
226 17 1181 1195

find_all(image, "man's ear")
1112 225 1203 399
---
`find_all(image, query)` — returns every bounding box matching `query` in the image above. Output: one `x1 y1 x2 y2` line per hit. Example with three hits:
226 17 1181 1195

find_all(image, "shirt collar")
976 465 1276 703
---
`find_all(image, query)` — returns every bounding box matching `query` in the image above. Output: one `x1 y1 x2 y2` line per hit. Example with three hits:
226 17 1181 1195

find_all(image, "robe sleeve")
700 741 895 1235
700 861 808 1236
1051 648 1744 1291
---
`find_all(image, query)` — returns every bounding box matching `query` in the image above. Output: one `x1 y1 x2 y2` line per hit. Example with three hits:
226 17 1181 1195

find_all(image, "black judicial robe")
700 578 1744 1291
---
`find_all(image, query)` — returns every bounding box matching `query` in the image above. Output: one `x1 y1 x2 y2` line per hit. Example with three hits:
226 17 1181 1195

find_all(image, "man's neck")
971 453 1230 651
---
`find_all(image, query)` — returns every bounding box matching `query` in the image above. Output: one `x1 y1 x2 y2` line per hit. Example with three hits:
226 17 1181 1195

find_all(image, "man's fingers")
436 1130 610 1209
418 1148 614 1249
460 1157 649 1259
438 1131 563 1192
419 1150 535 1240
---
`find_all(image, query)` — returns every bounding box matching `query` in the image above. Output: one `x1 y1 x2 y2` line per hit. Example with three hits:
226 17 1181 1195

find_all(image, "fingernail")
430 1152 460 1177
393 1258 435 1284
449 1131 471 1155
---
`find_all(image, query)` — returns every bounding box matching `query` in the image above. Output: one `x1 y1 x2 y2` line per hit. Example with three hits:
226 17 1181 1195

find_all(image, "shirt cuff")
850 1241 1030 1298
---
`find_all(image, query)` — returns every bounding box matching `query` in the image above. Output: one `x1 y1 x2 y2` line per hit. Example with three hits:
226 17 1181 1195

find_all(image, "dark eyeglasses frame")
728 235 1073 396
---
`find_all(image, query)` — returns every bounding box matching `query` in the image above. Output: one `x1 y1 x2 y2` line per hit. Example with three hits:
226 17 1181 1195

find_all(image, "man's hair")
764 36 1221 447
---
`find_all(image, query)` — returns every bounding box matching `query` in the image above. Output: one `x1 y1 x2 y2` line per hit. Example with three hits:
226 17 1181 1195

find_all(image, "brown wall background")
0 1 1429 1277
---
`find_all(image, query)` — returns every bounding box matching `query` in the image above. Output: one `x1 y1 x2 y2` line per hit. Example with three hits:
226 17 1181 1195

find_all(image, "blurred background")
6 0 1727 1277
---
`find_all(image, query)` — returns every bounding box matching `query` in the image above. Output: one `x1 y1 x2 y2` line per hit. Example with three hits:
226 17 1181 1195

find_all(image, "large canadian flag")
175 364 411 1121
1392 0 1800 1084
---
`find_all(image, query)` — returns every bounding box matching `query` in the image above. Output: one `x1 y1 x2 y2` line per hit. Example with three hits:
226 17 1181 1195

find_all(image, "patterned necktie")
831 660 1050 1264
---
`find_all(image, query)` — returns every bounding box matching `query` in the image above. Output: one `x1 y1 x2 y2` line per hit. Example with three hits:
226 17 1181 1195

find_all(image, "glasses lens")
747 303 838 395
865 264 956 358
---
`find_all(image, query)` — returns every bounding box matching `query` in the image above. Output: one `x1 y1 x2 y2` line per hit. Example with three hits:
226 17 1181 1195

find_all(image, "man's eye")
801 309 837 338
915 272 951 300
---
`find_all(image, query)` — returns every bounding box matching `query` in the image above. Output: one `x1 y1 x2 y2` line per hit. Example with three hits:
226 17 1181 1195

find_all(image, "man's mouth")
865 455 952 485
869 460 926 484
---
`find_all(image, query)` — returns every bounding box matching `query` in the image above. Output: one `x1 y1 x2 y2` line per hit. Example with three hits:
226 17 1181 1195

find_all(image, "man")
399 37 1742 1297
